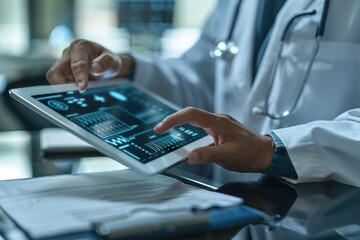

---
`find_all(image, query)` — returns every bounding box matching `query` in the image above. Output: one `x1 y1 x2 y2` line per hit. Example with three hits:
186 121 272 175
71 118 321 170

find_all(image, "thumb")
90 53 122 78
188 144 227 164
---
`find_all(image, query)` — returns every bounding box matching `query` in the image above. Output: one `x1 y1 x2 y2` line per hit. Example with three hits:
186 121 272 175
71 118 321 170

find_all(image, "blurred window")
0 0 216 57
0 0 28 56
74 0 216 57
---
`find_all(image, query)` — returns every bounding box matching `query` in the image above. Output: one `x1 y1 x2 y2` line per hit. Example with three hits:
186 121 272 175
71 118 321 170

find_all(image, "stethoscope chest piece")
209 0 241 61
209 40 239 60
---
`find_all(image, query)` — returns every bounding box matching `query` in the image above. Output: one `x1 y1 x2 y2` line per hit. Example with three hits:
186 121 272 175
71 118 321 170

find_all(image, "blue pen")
93 205 265 239
94 209 209 239
209 205 265 229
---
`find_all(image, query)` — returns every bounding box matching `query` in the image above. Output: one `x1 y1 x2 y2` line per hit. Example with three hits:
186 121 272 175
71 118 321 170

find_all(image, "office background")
0 0 216 131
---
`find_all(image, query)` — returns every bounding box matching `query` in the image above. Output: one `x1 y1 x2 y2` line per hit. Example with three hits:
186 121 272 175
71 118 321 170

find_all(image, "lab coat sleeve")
273 109 360 187
130 1 228 111
267 131 298 180
132 49 214 110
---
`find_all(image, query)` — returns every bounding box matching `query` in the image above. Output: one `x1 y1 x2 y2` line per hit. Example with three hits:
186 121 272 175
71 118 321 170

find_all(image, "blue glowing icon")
94 95 106 103
48 100 69 111
110 91 127 101
64 96 87 107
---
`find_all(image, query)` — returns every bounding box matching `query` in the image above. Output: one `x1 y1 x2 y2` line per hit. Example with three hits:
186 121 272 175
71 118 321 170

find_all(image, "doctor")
46 0 360 186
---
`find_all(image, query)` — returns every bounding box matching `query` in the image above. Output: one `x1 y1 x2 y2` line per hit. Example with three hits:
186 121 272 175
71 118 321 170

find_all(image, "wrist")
259 135 275 172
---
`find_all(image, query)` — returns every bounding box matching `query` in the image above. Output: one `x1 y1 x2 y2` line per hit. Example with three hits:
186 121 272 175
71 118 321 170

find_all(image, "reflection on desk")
1 130 360 239
218 177 360 239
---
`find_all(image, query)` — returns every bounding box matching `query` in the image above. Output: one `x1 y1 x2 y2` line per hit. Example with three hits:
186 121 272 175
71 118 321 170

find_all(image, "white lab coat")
133 0 360 187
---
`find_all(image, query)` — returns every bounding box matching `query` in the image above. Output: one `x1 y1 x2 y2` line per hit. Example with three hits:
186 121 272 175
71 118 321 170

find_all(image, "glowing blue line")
66 113 79 118
35 94 62 100
119 144 130 149
123 149 140 160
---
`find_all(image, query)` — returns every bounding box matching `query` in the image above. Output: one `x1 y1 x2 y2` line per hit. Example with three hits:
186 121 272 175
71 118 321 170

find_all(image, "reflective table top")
0 130 359 240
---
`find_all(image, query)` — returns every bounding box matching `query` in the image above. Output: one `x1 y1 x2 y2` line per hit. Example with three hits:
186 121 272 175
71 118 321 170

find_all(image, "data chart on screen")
33 84 208 163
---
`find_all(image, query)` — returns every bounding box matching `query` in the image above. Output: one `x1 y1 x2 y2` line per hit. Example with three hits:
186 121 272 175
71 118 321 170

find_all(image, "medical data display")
33 84 207 163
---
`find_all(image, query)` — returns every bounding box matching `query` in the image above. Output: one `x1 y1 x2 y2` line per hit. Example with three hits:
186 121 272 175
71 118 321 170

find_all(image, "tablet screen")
32 83 208 164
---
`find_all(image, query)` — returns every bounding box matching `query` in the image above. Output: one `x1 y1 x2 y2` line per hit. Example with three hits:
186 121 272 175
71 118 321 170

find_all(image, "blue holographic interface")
33 84 208 163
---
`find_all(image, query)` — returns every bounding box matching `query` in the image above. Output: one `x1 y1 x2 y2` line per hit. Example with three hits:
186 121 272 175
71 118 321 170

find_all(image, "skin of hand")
46 39 133 92
154 107 275 173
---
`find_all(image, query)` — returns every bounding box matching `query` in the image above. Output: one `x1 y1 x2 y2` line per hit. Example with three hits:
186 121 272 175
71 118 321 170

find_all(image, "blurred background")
0 0 216 131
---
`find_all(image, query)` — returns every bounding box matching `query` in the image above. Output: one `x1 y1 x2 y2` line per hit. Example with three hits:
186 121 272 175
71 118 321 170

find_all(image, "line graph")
145 134 184 152
71 111 137 139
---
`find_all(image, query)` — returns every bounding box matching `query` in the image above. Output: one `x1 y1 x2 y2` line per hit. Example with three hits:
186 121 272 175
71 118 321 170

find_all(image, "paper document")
0 170 242 239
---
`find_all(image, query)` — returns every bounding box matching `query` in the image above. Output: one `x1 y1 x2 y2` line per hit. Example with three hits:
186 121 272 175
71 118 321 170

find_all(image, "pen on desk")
93 210 209 239
92 205 265 239
0 207 28 240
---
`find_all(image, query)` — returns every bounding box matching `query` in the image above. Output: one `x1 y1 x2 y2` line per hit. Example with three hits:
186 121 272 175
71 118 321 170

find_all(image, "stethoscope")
210 0 330 119
209 0 241 60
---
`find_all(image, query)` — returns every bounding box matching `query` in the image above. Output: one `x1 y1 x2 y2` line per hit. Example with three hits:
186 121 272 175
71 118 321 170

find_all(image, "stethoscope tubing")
209 0 329 119
257 8 321 119
254 0 329 119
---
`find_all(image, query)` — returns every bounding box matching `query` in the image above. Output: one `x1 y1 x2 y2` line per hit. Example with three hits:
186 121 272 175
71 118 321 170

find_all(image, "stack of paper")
0 170 242 239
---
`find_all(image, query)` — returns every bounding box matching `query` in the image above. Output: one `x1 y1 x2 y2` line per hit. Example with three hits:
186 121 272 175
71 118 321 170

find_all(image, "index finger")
69 41 93 92
154 107 221 133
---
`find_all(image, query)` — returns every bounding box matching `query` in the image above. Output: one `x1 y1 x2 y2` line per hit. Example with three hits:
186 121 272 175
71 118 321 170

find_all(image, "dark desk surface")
0 131 359 240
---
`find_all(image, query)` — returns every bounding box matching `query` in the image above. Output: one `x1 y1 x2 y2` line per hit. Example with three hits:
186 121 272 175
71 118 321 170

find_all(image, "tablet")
9 80 212 175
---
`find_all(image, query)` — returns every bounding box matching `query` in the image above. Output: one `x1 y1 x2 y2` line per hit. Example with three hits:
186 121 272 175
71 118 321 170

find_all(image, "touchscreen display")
33 83 208 163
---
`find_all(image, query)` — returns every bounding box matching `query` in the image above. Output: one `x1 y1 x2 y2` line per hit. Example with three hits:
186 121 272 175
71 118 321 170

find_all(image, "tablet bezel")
9 79 213 175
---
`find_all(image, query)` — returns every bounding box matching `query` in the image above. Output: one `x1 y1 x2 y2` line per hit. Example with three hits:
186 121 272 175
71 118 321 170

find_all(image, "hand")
154 107 274 173
46 39 133 92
